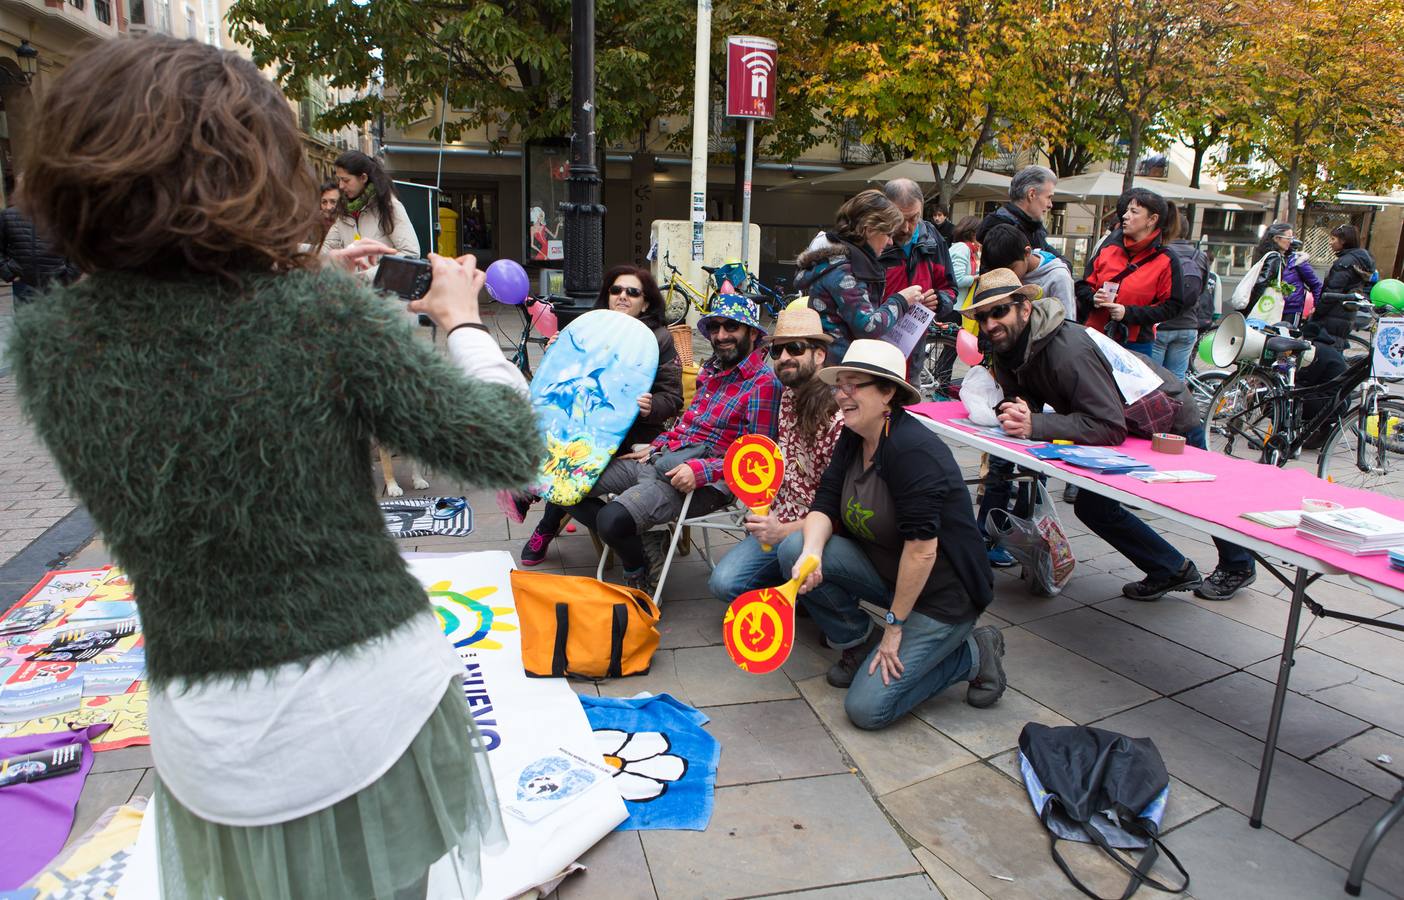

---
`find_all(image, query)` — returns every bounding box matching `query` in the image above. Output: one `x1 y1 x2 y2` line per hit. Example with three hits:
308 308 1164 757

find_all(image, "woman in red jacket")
1082 189 1183 358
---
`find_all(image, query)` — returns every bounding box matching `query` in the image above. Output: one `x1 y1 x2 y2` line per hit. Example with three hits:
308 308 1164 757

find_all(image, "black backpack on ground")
1018 723 1190 899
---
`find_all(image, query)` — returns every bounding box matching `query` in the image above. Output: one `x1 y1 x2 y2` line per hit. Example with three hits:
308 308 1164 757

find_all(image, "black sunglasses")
706 320 747 336
972 302 1015 323
608 284 644 298
768 341 816 360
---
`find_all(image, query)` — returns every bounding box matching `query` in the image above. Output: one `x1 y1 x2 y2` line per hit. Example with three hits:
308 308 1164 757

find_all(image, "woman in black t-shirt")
775 340 1005 730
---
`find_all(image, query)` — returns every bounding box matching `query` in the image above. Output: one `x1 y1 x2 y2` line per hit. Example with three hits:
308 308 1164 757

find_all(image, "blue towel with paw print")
578 692 719 831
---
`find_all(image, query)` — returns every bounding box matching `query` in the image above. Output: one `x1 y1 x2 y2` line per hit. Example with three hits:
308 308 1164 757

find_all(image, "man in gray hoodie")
978 223 1076 320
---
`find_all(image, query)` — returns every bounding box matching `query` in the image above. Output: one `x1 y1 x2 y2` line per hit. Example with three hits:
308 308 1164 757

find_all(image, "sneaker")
622 566 654 595
826 642 871 689
1122 560 1203 602
987 546 1017 568
1194 567 1256 601
966 625 1007 708
640 531 670 579
1062 484 1080 503
495 489 533 524
520 526 554 567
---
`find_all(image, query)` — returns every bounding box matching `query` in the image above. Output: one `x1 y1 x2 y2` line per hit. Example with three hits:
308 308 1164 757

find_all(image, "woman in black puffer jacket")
1315 224 1376 339
0 203 79 303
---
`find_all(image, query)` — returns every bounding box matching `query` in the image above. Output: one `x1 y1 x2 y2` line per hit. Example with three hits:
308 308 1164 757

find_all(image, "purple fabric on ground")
0 722 110 889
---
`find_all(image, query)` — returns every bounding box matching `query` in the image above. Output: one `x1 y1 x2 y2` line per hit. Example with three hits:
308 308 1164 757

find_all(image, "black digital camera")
372 255 433 301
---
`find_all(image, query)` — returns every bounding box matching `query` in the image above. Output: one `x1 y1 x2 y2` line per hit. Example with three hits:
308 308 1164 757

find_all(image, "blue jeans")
708 535 783 602
776 532 979 731
1124 338 1154 359
1074 427 1254 578
1151 328 1197 382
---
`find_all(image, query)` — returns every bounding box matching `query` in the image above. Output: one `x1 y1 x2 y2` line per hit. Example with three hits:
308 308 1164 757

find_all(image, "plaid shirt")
651 347 781 485
770 389 844 523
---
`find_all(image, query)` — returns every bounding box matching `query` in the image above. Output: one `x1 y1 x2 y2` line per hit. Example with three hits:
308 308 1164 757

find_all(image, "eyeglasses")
768 341 816 360
829 379 877 396
972 302 1015 323
706 320 746 336
608 284 643 298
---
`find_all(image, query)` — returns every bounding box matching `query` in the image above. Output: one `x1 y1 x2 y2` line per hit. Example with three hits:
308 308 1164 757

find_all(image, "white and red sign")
725 35 778 120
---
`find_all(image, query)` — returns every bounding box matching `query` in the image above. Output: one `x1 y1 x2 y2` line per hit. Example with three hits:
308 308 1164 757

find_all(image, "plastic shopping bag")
1229 256 1267 312
959 365 1004 427
988 480 1076 596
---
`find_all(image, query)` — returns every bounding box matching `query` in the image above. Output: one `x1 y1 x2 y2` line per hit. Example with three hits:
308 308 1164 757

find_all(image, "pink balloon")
956 328 983 366
528 300 558 338
485 259 530 305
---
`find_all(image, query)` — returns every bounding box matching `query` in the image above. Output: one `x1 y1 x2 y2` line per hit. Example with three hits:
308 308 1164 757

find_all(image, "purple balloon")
485 259 530 305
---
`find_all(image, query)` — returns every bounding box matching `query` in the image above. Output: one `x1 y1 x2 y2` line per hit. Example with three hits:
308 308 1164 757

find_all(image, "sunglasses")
972 302 1016 323
768 341 816 360
609 284 644 298
706 320 747 336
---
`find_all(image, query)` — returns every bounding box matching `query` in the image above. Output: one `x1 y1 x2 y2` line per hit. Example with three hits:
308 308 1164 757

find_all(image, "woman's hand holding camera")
408 254 485 332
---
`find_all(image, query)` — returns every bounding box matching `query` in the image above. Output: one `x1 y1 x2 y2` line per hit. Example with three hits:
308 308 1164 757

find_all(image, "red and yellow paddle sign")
723 556 819 674
723 434 785 551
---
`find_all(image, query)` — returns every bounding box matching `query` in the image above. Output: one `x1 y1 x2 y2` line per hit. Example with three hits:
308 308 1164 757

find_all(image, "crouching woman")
776 340 1005 730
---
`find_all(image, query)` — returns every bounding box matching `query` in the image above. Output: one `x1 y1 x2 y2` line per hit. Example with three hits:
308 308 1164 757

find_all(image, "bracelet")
447 322 489 338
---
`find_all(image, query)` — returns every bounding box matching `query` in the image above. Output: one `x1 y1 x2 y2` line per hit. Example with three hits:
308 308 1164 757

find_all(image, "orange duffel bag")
509 570 661 678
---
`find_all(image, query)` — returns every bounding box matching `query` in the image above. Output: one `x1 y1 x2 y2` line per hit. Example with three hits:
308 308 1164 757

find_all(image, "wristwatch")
884 611 905 627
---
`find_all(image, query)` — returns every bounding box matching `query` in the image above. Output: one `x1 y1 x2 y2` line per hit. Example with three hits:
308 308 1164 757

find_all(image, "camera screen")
373 257 428 299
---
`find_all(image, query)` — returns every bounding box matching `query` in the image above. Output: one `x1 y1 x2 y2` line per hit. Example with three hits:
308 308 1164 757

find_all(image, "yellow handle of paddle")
792 554 820 586
754 504 773 552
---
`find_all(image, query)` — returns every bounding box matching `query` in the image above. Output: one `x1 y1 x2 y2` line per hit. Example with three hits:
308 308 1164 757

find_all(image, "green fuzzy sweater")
8 268 544 686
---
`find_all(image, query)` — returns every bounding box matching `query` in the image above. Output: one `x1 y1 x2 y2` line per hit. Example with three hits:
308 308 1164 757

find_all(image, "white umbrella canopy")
1051 171 1264 209
769 158 1012 200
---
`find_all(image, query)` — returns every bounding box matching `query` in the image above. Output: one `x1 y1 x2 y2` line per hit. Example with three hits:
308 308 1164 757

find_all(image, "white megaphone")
1210 313 1268 367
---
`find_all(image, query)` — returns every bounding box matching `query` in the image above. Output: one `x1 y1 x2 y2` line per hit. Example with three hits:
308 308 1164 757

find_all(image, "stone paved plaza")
2 301 1401 898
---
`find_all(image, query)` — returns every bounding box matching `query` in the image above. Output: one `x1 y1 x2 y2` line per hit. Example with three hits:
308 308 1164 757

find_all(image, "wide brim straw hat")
770 303 832 343
817 339 922 406
959 267 1041 316
696 293 767 337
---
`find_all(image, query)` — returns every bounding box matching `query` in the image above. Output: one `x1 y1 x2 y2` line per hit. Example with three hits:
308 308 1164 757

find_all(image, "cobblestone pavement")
4 305 1401 898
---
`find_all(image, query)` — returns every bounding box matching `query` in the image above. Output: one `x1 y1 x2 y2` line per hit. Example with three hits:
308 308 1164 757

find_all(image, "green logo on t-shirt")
844 496 876 541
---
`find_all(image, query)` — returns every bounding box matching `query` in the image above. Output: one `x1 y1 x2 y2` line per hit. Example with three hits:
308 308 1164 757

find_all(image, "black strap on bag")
551 603 570 677
1042 802 1190 900
607 603 628 679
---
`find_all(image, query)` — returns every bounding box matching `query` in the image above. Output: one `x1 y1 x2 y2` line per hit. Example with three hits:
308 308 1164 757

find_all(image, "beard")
775 355 818 387
712 329 754 367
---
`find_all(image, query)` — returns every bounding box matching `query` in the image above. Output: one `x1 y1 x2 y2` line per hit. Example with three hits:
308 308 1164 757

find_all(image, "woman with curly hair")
8 37 542 899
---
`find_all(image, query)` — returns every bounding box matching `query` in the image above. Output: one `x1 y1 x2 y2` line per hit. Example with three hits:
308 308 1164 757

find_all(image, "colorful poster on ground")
116 551 625 900
0 568 148 752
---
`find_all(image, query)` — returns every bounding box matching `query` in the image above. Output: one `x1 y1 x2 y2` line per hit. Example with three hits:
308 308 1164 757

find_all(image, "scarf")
343 182 377 218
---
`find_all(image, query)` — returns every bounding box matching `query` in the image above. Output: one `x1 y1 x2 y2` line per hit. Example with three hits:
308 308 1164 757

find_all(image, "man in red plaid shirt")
566 295 781 593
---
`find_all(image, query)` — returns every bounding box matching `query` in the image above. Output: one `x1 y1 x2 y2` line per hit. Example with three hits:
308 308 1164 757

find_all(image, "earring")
883 408 891 437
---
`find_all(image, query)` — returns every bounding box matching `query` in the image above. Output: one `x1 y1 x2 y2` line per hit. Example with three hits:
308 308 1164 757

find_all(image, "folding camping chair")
595 487 747 606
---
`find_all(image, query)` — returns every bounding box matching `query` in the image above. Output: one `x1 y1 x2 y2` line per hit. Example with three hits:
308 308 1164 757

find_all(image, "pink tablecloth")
910 400 1404 597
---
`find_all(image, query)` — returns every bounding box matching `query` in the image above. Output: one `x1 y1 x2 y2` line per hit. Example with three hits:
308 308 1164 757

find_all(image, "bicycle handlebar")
1321 292 1366 303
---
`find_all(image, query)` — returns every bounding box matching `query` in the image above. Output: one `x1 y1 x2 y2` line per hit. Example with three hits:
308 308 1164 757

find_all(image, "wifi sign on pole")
725 35 778 120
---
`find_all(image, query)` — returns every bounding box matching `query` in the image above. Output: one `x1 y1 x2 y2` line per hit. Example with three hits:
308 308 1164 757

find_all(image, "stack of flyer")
1389 548 1404 572
1296 507 1404 555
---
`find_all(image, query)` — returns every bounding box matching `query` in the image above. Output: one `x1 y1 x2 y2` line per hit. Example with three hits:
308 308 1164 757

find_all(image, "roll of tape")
1151 433 1186 454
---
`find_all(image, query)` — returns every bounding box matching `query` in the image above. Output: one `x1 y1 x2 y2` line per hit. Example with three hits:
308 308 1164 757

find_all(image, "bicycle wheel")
1186 370 1228 421
1316 397 1404 498
917 340 958 401
1202 367 1283 464
663 281 690 326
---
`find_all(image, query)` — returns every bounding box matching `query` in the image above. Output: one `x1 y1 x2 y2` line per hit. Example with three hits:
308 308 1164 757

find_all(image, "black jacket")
1317 247 1377 325
0 207 78 289
976 201 1051 252
810 409 992 621
989 299 1200 445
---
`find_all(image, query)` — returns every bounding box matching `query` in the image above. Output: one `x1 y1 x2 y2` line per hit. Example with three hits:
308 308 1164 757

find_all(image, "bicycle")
1202 293 1404 495
490 296 553 379
661 252 797 325
914 321 963 401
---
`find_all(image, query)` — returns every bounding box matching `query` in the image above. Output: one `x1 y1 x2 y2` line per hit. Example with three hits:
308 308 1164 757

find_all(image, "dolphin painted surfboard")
528 309 660 506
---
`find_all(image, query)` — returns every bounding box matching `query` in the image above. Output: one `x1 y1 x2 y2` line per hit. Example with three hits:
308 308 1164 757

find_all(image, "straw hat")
817 339 922 406
959 268 1041 317
770 304 832 343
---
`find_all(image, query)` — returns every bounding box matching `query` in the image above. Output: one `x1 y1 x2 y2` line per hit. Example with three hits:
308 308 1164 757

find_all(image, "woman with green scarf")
324 150 421 258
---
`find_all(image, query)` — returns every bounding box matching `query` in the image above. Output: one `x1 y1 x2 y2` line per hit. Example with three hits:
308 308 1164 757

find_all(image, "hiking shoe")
1062 484 1080 503
623 567 654 595
987 546 1017 568
640 531 670 579
1194 567 1256 601
826 642 872 689
966 625 1007 709
1123 560 1202 602
520 525 554 567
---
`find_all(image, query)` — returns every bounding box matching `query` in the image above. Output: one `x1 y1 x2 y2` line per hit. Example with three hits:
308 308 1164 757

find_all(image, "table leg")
1251 565 1308 828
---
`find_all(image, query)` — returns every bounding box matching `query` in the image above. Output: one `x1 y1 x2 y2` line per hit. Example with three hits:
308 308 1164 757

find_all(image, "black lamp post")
554 0 604 325
16 39 38 82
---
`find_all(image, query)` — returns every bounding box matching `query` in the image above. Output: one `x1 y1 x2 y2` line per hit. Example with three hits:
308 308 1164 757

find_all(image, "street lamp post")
16 39 38 82
557 0 604 324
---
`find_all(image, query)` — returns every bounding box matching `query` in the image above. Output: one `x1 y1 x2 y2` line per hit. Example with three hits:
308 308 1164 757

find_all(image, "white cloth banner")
118 550 625 900
1085 326 1163 404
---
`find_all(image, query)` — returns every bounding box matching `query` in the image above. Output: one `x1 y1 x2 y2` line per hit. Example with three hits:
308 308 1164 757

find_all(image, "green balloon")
1372 278 1404 311
1198 331 1216 365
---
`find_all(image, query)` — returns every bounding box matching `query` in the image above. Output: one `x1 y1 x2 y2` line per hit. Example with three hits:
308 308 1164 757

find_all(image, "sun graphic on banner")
427 582 517 651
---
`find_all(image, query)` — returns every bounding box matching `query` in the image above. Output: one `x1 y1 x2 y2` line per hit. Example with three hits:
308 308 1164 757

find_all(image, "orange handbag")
509 570 661 678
